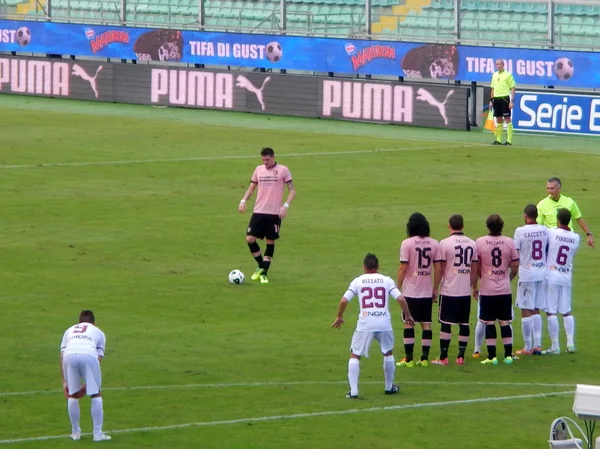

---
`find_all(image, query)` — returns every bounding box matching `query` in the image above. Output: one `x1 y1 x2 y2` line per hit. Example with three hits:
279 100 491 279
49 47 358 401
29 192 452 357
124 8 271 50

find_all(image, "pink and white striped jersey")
475 235 519 296
439 233 478 297
399 236 441 298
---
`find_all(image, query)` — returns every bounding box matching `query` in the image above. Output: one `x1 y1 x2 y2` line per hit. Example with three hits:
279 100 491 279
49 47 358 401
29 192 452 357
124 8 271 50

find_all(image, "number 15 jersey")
399 236 441 298
343 274 401 332
475 235 519 296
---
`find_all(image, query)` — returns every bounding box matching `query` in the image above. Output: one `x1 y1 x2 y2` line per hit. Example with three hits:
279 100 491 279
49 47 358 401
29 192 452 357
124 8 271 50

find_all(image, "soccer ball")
228 269 245 285
16 27 31 46
265 42 282 63
554 57 574 81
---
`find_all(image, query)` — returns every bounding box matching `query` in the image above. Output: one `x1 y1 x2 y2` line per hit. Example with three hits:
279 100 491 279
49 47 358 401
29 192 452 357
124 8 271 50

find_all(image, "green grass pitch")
0 94 598 448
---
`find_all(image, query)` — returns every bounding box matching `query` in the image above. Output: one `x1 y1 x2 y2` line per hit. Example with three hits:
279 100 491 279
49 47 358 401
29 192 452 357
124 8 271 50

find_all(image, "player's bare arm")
396 296 415 326
432 260 442 301
576 217 594 248
239 182 257 213
397 263 408 289
279 180 296 219
509 259 519 281
470 260 479 291
331 298 348 329
509 87 516 109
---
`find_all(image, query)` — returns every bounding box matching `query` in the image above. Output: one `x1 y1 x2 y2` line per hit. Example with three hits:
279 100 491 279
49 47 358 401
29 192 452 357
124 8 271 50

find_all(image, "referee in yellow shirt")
489 59 517 146
537 176 594 248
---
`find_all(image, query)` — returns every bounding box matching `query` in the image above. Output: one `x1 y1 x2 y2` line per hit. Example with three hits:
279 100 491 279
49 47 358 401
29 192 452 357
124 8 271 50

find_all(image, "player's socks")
439 323 451 360
500 324 513 359
564 315 575 347
532 313 543 349
474 320 485 353
506 123 514 143
458 324 469 358
403 328 415 362
383 355 395 391
248 242 262 265
495 123 503 143
521 316 533 351
547 315 560 351
262 260 271 274
348 358 360 397
91 397 105 437
421 330 432 361
485 324 497 360
68 398 81 434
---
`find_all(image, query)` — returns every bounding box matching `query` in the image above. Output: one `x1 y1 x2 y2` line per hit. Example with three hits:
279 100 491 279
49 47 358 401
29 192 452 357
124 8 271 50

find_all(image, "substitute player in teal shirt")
537 177 594 248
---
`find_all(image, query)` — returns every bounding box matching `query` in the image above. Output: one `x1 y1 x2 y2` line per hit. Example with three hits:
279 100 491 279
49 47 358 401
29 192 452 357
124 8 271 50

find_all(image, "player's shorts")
545 283 572 315
350 330 394 358
491 95 511 118
478 294 513 322
403 297 433 324
62 353 102 396
516 280 546 311
439 295 471 325
247 213 282 240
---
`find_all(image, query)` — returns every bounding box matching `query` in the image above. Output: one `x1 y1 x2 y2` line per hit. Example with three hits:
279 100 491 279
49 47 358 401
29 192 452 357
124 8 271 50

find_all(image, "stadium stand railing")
1 0 599 50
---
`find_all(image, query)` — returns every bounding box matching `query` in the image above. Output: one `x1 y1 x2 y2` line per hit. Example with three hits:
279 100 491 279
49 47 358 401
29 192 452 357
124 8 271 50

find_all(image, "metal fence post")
121 0 126 23
365 0 372 36
280 0 286 33
199 0 205 27
548 0 555 47
454 0 460 41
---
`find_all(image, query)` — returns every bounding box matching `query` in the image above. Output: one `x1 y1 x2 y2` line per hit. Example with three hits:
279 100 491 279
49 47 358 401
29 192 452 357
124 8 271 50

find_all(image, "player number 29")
360 287 386 309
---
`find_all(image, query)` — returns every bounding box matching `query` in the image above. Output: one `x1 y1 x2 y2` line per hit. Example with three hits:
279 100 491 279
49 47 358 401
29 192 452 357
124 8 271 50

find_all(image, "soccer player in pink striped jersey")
239 148 295 284
432 215 478 366
474 214 520 365
396 213 442 368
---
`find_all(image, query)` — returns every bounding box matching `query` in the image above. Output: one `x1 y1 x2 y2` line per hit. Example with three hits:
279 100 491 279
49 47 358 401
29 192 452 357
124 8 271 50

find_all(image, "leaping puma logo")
416 88 454 126
236 75 271 111
72 64 103 99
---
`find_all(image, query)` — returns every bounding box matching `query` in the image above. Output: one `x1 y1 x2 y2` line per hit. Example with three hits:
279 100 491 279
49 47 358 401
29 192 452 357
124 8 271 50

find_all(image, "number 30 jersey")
513 224 548 282
60 323 106 358
546 228 580 286
399 236 441 298
475 235 519 296
439 233 478 297
343 274 401 332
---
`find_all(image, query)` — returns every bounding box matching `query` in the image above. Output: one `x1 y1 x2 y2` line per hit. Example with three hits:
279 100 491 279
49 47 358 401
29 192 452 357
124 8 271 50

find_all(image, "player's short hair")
261 147 275 157
548 176 562 187
79 310 95 324
486 214 504 236
406 212 431 237
524 204 538 219
557 208 571 226
363 253 379 271
448 214 464 231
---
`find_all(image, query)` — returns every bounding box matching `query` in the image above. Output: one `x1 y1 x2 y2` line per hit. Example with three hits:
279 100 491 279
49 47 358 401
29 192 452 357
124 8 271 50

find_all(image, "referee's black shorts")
491 96 511 118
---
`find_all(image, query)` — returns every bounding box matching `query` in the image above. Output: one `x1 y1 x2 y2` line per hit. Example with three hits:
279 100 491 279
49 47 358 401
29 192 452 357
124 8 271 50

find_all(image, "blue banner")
1 19 600 88
513 91 600 136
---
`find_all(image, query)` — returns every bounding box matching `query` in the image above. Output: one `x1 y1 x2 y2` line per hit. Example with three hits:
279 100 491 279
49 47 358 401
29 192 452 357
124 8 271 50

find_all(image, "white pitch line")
0 390 573 445
0 380 575 398
0 144 472 169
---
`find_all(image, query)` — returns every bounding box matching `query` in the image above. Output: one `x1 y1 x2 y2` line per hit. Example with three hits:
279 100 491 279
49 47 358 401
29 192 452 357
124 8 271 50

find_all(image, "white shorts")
350 330 394 358
516 280 546 311
545 283 572 315
63 353 102 396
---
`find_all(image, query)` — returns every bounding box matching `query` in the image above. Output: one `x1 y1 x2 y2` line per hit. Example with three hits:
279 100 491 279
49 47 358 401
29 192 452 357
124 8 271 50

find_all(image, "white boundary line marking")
0 380 575 398
0 390 573 444
0 144 473 169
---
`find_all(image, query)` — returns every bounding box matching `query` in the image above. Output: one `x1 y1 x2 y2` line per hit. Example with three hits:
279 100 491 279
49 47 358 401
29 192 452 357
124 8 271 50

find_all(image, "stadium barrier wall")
0 19 596 88
0 55 470 130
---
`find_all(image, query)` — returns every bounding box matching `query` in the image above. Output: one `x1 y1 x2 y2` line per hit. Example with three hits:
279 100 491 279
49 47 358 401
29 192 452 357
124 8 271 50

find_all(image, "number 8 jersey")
343 274 402 332
513 224 549 282
546 228 580 286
